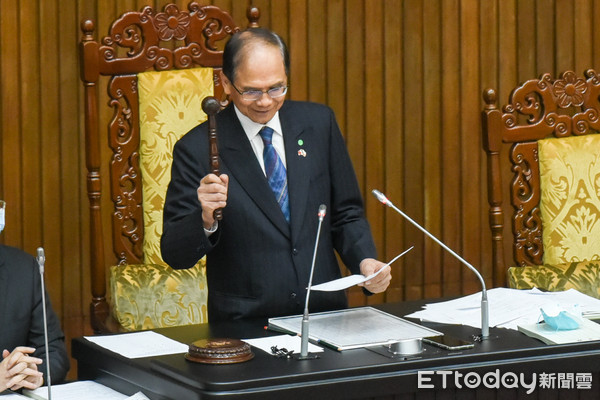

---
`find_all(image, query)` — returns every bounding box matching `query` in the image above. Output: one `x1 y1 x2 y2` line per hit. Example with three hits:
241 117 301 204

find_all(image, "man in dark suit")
161 28 391 321
0 244 70 392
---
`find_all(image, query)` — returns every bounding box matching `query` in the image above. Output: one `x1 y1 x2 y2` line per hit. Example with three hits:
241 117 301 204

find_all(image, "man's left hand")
358 258 391 293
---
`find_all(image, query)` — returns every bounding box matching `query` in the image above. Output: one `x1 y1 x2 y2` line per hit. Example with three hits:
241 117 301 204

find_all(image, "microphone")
299 204 327 360
371 190 489 339
36 248 52 400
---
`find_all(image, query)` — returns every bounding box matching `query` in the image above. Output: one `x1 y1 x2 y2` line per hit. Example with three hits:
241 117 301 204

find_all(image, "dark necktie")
259 126 290 222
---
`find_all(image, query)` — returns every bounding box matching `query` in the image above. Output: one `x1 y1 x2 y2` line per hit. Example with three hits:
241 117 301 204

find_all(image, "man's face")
222 43 287 125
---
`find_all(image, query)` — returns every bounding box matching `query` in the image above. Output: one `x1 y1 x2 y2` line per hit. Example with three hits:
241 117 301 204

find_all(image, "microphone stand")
298 204 327 360
36 248 52 400
372 190 489 340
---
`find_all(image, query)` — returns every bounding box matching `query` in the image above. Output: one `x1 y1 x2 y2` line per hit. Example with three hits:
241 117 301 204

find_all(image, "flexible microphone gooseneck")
371 190 489 339
36 248 52 400
299 204 327 360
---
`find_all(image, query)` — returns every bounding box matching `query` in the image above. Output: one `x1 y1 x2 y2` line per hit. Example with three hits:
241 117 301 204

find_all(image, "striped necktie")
259 126 290 222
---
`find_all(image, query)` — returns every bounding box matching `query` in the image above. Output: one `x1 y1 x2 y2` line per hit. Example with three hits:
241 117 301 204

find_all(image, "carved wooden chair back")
80 2 259 332
482 70 600 297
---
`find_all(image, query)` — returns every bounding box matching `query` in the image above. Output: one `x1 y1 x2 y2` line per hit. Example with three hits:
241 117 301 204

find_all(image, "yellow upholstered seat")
538 134 600 265
507 261 600 299
506 134 600 299
108 68 212 330
110 260 208 331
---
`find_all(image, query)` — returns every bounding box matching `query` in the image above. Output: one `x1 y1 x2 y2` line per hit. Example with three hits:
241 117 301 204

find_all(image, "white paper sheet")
243 335 323 355
405 287 600 331
23 380 150 400
84 331 188 359
311 247 414 292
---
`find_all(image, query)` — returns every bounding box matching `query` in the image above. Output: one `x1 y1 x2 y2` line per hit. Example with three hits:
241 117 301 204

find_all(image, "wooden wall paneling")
383 0 404 303
364 0 385 305
288 0 308 101
0 0 23 247
422 0 443 299
20 0 43 257
497 0 517 286
478 0 498 287
555 0 574 73
234 0 254 28
325 0 346 129
344 0 366 306
269 0 289 40
61 0 87 381
574 0 593 74
536 0 555 83
516 0 536 83
40 0 64 315
460 0 482 294
61 0 84 323
307 0 327 104
441 0 462 296
402 0 424 301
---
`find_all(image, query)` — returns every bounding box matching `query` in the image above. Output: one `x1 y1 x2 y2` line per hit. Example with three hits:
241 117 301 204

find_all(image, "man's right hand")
0 347 44 392
197 173 229 229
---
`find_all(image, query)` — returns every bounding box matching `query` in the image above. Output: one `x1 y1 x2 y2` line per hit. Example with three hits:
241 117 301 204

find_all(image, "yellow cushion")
507 261 600 299
110 260 208 331
538 134 600 265
138 67 214 265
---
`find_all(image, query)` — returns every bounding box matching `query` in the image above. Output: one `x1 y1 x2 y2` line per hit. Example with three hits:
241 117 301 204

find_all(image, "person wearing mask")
0 201 70 392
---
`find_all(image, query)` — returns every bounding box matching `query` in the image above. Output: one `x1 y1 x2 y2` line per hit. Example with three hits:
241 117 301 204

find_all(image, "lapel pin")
297 139 304 146
298 149 307 157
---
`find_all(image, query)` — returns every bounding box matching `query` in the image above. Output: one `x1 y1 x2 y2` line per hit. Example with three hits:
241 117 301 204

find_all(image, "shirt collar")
233 105 283 141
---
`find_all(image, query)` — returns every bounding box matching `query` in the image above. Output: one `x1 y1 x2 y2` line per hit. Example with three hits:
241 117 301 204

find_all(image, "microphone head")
318 204 327 218
37 247 45 264
371 189 389 205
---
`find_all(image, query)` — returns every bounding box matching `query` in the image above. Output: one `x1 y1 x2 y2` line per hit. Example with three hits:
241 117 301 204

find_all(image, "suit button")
290 292 297 299
292 248 298 255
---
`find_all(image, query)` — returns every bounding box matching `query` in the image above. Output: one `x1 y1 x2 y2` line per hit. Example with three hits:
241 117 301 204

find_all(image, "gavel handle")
202 96 223 221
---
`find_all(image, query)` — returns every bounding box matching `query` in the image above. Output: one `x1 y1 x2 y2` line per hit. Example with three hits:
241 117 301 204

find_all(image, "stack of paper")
405 287 600 331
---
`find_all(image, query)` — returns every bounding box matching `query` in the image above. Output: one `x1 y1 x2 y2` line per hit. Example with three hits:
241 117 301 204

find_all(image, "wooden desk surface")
72 300 600 399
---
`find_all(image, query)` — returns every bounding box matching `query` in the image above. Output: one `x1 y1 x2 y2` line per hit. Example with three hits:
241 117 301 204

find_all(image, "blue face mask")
540 304 582 331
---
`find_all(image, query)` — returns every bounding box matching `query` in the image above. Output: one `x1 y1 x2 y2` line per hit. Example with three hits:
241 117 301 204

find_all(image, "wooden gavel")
201 96 223 221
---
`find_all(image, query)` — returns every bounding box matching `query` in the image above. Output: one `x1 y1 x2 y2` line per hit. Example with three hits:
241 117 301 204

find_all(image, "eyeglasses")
230 82 288 101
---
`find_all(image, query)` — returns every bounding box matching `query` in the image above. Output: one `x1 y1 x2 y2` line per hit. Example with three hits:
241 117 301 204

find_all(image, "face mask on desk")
540 304 583 331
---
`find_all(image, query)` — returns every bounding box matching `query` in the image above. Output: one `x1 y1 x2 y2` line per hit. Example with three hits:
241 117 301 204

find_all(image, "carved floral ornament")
552 71 587 108
155 4 191 41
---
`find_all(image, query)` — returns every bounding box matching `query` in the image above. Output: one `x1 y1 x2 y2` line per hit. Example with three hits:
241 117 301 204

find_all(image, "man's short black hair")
223 28 290 83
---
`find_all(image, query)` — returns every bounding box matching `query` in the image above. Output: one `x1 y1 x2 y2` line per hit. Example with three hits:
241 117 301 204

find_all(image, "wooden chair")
482 70 600 298
80 3 259 333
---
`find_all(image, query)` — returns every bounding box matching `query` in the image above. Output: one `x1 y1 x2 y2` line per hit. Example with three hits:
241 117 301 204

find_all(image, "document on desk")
22 380 150 400
311 247 413 292
268 307 441 350
85 331 188 358
518 318 600 345
405 287 600 331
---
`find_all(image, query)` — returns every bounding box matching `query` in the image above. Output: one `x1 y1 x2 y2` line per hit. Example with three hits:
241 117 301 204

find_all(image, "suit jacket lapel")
218 106 291 237
280 106 311 244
